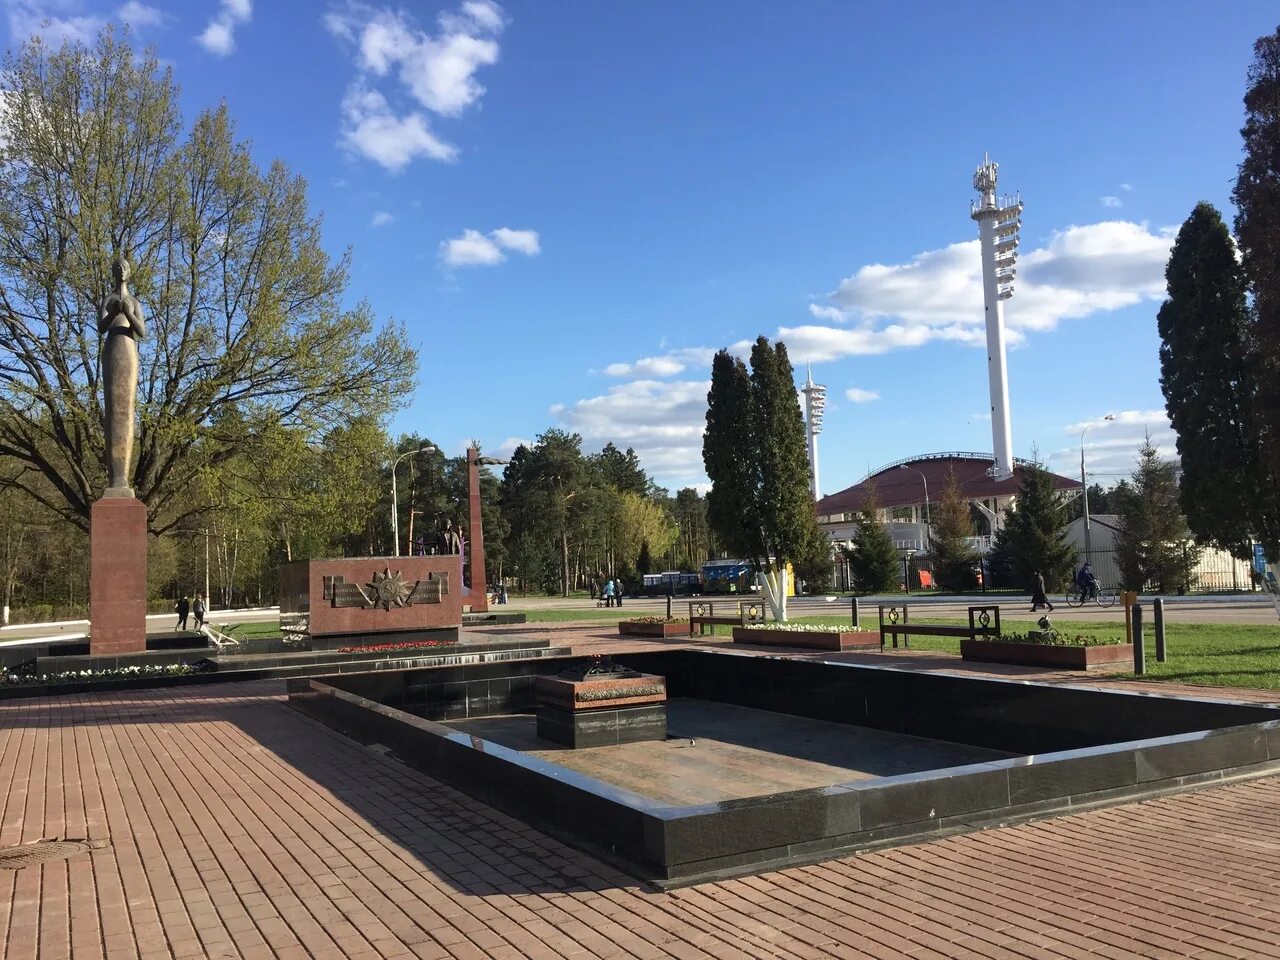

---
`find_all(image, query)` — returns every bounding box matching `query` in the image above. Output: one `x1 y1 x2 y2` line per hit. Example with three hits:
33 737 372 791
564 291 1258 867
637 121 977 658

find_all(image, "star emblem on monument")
366 567 412 610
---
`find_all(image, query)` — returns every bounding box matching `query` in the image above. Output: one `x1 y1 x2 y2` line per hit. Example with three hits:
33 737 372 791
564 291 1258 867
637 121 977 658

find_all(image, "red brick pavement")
2 648 1280 958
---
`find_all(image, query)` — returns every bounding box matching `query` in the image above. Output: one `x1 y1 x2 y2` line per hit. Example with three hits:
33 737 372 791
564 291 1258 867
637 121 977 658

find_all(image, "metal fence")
832 547 1262 595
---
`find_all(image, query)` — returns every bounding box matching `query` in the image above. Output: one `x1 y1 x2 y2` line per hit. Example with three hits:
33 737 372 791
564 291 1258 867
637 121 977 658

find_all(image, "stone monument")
89 257 149 655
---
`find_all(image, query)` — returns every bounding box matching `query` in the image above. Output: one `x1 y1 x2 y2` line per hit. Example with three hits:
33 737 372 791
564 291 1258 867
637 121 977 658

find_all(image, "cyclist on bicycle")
1076 562 1098 601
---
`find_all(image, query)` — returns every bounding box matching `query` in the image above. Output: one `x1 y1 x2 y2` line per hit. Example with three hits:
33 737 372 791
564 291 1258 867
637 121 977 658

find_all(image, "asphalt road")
3 591 1277 645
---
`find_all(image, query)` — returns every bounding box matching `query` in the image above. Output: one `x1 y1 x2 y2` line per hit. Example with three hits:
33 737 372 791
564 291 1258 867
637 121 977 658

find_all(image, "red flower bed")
335 639 460 654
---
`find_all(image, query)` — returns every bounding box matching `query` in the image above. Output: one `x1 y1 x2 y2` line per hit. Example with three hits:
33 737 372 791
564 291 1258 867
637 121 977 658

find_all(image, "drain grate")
0 839 109 870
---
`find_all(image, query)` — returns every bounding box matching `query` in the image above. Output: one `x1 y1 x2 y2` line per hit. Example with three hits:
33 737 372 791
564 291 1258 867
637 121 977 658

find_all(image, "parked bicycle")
1064 586 1116 608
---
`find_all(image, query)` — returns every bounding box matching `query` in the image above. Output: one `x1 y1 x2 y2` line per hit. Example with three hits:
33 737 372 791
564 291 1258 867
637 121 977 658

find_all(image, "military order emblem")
324 569 449 610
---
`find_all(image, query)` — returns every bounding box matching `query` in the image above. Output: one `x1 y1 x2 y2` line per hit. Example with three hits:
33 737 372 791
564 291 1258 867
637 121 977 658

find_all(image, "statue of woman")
98 257 146 496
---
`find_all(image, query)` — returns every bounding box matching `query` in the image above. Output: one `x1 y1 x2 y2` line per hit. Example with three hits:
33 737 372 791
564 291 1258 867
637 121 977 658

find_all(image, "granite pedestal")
89 496 148 655
535 668 667 748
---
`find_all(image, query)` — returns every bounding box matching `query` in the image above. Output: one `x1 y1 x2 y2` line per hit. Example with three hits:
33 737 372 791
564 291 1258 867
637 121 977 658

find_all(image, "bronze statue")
439 518 461 555
98 257 146 496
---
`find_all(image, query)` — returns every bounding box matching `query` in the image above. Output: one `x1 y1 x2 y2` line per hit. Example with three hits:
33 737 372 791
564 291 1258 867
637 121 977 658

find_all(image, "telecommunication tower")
802 366 827 500
970 156 1023 480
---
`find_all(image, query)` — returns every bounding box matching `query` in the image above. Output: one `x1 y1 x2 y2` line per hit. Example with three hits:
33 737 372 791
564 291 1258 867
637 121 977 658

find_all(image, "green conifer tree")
844 488 900 594
1233 26 1280 562
1157 202 1265 557
929 470 977 591
990 464 1076 592
1114 439 1201 593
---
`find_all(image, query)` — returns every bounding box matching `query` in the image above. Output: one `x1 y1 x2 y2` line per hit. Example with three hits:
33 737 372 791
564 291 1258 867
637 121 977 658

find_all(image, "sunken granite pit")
287 649 1280 886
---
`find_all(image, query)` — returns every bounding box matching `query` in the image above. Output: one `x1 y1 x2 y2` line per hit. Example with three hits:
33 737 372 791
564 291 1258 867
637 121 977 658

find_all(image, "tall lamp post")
390 444 436 557
899 464 931 531
1080 414 1115 558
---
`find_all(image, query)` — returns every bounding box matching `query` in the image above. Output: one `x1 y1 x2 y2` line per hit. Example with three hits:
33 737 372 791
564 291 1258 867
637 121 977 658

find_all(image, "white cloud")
440 228 503 266
2 1 166 46
495 435 532 458
808 303 846 323
1119 183 1133 192
552 379 710 481
4 1 101 44
790 220 1175 364
326 0 504 170
490 227 539 255
339 83 457 169
600 347 716 379
1048 409 1178 481
118 1 164 27
196 0 251 56
1101 195 1122 208
439 226 539 267
844 387 880 403
370 210 393 227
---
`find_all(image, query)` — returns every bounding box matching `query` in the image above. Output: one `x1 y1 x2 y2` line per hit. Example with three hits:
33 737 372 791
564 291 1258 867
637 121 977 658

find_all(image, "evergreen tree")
1158 202 1265 557
750 337 819 570
990 464 1076 592
702 337 823 616
844 488 899 594
703 350 762 560
637 540 654 576
1114 439 1201 593
930 470 977 590
1233 26 1280 562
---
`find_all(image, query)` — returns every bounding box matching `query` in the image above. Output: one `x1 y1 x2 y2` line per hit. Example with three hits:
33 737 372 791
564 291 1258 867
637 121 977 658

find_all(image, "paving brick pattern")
3 667 1280 957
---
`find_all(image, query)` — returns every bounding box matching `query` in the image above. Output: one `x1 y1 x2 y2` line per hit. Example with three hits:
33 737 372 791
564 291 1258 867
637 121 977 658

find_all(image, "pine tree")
1114 439 1201 593
1158 202 1264 557
929 470 977 590
990 464 1076 592
1233 26 1280 562
844 487 900 593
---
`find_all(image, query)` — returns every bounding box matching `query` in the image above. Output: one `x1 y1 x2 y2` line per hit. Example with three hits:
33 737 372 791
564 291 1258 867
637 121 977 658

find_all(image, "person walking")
1030 569 1054 612
603 578 615 608
614 575 624 608
175 595 190 631
193 593 207 630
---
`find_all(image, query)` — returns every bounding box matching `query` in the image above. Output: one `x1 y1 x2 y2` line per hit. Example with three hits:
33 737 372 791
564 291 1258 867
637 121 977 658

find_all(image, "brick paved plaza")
3 630 1280 959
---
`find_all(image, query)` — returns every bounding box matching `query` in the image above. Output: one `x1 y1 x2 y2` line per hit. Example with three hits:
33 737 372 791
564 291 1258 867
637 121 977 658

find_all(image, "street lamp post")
899 464 931 531
390 444 436 557
1080 414 1115 559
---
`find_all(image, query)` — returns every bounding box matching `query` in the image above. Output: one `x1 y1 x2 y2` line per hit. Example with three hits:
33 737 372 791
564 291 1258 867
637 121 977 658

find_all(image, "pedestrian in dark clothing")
1030 570 1054 612
193 594 207 630
615 576 624 607
175 596 190 631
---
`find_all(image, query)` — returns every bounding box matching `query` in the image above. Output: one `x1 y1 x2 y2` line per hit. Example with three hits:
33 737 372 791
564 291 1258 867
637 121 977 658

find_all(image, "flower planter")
732 627 881 651
618 621 688 638
961 638 1133 670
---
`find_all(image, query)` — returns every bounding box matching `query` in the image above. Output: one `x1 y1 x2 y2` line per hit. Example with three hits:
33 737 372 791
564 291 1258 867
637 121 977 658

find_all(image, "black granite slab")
536 703 667 748
291 649 1280 886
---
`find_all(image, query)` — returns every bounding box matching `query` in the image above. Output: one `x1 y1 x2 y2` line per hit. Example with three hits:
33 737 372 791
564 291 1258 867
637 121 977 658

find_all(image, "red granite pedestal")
90 497 148 655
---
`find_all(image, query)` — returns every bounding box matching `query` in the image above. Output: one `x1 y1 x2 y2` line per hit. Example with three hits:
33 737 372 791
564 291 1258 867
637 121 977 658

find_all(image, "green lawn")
686 613 1280 692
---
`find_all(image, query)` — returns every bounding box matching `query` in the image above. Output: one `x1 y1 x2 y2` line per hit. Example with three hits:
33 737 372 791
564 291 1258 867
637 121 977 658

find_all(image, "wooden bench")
877 605 1001 650
688 598 768 637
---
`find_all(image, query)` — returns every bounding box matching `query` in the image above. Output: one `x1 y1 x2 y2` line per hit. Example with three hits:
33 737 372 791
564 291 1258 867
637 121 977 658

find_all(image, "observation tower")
802 365 827 500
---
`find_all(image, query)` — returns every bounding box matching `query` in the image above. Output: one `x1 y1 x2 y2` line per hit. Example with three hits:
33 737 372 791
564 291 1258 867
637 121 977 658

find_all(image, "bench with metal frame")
877 604 1002 650
688 598 768 637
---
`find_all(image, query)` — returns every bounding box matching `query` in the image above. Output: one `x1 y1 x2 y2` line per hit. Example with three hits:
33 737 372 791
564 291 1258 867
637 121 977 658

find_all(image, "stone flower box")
618 620 688 638
961 638 1133 670
732 626 881 651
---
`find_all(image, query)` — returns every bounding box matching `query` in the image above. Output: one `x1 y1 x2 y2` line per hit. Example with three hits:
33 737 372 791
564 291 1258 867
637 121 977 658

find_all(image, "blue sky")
4 1 1276 495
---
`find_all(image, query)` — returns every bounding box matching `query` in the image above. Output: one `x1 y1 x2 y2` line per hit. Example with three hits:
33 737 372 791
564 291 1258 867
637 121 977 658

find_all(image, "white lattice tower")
802 365 827 500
